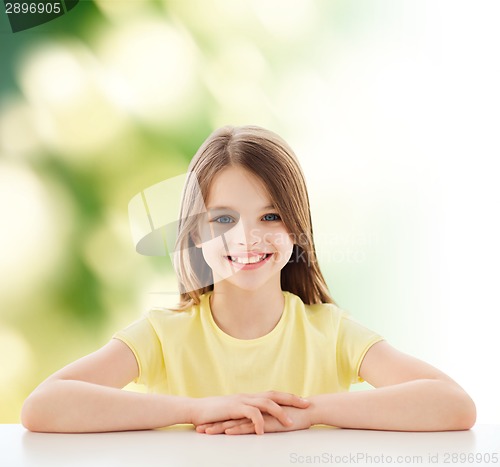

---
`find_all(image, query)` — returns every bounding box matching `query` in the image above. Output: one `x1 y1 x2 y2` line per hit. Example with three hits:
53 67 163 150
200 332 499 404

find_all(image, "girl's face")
194 166 294 292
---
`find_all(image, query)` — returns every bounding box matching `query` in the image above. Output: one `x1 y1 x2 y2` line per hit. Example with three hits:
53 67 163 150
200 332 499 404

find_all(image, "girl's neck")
209 283 285 340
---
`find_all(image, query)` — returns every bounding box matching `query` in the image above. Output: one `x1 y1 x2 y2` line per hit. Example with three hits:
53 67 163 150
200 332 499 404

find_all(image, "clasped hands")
189 390 313 435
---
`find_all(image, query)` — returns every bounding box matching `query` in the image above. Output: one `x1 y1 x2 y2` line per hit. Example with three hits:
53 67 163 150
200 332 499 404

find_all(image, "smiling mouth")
226 253 272 265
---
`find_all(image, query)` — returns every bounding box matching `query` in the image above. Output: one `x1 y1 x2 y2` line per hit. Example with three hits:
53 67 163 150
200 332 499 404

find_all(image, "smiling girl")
22 125 476 434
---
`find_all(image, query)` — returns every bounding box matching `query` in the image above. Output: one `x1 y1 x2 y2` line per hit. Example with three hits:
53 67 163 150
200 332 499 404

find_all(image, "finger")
219 419 249 430
205 419 248 434
247 397 293 427
226 421 256 435
197 423 227 435
205 425 227 435
263 391 310 408
241 406 265 435
196 422 227 430
196 424 212 432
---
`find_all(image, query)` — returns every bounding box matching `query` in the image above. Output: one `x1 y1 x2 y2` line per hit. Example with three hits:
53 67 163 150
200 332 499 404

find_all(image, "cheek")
269 232 294 262
200 236 228 262
267 231 294 248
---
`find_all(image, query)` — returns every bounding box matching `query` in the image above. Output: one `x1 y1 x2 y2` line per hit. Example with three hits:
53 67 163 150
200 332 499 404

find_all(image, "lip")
225 253 273 270
227 252 269 258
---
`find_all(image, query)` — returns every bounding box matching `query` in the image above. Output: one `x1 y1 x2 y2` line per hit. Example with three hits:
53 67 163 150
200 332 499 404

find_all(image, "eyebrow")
206 205 276 211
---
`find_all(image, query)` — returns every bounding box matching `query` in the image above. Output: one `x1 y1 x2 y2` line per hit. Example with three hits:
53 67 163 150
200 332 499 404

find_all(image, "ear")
190 229 202 248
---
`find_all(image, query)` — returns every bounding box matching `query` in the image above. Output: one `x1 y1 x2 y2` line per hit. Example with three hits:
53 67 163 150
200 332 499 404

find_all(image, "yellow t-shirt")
114 291 384 397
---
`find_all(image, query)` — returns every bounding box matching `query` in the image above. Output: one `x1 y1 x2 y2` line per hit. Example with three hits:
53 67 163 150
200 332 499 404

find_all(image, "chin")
227 274 281 293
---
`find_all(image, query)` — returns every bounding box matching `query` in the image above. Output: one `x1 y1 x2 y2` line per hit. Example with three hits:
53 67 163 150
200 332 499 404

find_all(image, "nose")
228 217 260 247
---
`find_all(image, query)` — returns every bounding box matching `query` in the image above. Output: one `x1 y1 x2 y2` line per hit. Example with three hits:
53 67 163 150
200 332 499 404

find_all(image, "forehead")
206 166 272 208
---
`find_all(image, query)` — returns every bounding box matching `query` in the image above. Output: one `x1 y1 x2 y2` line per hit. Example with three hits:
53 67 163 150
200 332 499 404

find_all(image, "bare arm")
197 341 476 434
308 340 476 431
21 339 192 433
21 339 308 434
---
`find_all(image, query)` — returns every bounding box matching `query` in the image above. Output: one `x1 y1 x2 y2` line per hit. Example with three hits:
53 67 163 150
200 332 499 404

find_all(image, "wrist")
307 396 322 426
307 394 335 426
160 395 195 425
182 396 196 425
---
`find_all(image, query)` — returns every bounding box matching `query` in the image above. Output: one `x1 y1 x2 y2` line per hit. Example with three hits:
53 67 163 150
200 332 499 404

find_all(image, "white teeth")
230 254 267 264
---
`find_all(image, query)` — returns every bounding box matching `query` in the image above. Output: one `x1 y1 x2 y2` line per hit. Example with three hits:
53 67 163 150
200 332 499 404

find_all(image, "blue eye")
263 213 281 221
214 215 234 224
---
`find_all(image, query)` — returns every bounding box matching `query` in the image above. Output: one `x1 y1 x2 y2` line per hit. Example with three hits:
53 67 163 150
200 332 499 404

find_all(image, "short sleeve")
336 315 384 386
113 314 165 388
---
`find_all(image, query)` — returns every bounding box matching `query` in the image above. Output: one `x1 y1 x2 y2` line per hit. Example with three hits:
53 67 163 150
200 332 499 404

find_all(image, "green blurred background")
1 0 499 423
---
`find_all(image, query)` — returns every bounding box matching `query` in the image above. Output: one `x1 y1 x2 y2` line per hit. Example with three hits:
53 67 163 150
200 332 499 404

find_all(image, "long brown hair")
171 125 334 310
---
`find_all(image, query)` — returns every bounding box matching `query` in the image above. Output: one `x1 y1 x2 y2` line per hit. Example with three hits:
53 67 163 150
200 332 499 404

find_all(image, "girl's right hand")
188 391 310 435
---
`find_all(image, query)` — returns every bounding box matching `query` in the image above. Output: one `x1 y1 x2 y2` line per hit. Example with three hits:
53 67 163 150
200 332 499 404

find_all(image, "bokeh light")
251 0 318 40
0 98 41 158
0 326 33 421
17 40 128 158
97 17 198 126
0 163 69 303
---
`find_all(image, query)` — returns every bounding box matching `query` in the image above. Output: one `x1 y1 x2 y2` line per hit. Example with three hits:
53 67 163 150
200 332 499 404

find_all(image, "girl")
22 126 476 435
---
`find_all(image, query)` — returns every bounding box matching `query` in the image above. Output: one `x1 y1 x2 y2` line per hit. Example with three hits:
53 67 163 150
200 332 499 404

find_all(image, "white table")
1 424 498 467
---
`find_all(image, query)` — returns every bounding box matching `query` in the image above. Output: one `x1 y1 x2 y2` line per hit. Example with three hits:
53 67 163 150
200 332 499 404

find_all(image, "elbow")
21 393 51 433
21 379 66 433
458 395 476 430
450 388 476 431
21 397 39 432
428 380 476 431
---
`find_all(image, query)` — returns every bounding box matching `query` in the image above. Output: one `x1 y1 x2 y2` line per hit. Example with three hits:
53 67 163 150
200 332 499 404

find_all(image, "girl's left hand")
195 405 312 435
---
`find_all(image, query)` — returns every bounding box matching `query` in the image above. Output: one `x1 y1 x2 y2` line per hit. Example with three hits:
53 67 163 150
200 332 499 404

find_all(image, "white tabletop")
1 424 498 467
